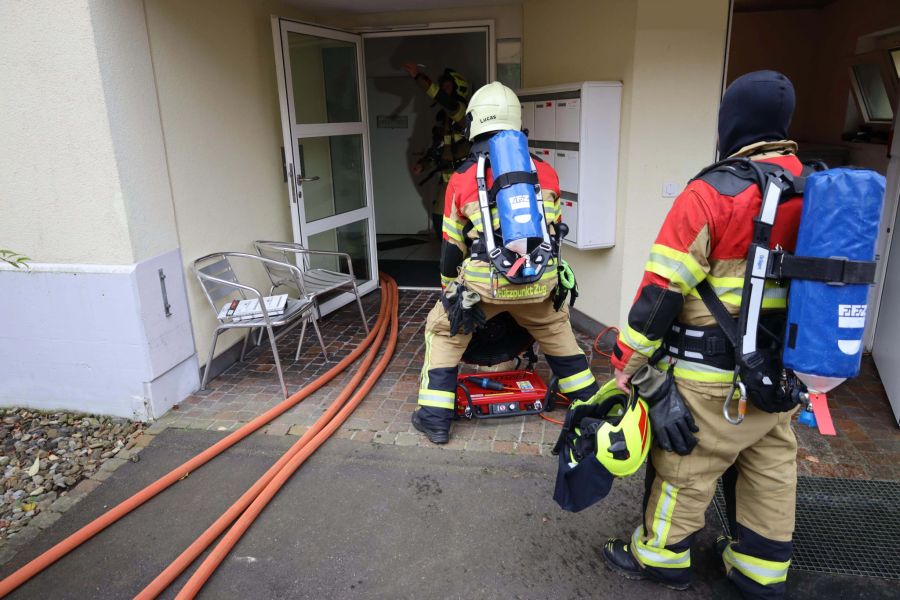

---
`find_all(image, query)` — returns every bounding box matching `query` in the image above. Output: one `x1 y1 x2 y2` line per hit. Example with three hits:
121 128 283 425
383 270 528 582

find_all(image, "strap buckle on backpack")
766 250 877 286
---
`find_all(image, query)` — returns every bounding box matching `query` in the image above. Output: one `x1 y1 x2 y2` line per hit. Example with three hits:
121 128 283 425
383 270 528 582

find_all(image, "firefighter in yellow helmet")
404 64 472 236
411 82 598 443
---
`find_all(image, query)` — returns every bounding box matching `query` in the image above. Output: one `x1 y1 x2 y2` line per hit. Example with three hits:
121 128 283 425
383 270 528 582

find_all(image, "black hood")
718 70 795 158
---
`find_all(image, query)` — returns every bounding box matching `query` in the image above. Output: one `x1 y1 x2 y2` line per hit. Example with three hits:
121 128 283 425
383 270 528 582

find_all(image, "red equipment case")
455 370 551 419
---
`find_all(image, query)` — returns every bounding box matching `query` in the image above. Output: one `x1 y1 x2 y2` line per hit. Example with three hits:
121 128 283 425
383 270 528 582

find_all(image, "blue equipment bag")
782 168 885 383
488 129 544 251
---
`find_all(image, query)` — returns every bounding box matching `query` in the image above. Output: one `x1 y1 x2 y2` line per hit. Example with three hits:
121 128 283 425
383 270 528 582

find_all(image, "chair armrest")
256 244 356 281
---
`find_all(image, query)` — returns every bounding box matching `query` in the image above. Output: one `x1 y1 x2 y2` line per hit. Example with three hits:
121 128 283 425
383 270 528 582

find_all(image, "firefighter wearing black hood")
604 71 803 599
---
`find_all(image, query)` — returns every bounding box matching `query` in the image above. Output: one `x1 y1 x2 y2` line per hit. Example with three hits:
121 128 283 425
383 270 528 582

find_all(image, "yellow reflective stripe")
687 274 743 301
417 389 456 409
621 325 662 357
648 481 678 548
670 358 734 383
723 546 790 586
468 210 500 233
440 274 456 288
631 526 691 569
688 278 788 309
449 103 467 124
558 368 596 393
420 329 435 389
425 82 439 98
646 244 707 291
463 264 492 283
708 274 744 288
463 260 558 285
442 219 464 242
715 294 787 309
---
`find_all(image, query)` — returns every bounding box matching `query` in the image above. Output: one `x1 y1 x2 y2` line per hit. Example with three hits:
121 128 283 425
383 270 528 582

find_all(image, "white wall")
523 0 637 326
523 0 729 328
320 3 522 39
0 0 197 419
0 0 134 265
144 0 317 363
617 0 729 327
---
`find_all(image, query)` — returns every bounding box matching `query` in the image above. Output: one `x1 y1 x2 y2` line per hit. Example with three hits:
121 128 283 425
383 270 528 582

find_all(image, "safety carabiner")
723 381 747 425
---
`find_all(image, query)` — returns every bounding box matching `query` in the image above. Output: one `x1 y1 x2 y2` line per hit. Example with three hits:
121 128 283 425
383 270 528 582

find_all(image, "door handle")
287 163 297 203
297 175 320 184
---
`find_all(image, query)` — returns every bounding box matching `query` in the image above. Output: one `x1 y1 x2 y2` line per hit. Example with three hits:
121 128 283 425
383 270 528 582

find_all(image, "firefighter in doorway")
404 64 472 236
411 82 598 444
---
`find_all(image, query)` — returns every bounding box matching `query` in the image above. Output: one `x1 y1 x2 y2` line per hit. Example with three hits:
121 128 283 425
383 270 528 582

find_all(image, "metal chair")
193 252 327 398
253 240 369 333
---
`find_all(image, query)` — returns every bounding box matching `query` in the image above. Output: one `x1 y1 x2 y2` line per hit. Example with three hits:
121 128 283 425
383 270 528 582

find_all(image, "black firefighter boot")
411 407 451 445
603 538 690 591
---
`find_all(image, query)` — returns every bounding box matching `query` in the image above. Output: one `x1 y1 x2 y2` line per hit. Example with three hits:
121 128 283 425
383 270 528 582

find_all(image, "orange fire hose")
135 276 397 599
172 276 399 599
0 276 396 598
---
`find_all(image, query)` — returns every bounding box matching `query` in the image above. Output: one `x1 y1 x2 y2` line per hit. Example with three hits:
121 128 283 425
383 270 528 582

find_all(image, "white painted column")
0 0 198 420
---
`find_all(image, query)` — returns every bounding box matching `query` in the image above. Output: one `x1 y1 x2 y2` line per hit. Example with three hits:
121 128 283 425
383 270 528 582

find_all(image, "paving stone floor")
159 288 900 479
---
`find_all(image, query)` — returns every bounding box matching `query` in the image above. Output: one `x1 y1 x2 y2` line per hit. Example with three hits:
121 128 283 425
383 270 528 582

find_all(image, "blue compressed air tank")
489 129 544 256
782 168 885 393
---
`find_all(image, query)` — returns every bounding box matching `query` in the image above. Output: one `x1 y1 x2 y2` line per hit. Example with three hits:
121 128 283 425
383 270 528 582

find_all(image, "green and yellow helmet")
561 380 651 477
441 68 470 101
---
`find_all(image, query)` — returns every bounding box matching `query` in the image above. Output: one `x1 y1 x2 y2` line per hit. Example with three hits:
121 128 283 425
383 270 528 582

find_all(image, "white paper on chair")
218 294 289 321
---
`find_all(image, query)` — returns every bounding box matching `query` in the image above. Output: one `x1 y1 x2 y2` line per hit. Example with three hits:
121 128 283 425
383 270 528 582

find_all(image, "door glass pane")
307 220 370 281
298 134 366 222
288 32 360 124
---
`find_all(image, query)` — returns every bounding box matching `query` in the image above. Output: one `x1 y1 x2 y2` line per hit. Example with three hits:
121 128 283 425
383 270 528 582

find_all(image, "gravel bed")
0 408 144 541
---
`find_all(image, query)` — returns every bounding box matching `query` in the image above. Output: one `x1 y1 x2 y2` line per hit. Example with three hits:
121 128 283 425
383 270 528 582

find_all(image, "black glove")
632 366 699 456
552 285 568 311
460 289 486 331
443 283 486 336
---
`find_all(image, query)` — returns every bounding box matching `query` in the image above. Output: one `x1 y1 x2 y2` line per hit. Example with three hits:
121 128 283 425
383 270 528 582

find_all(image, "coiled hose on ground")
0 274 399 599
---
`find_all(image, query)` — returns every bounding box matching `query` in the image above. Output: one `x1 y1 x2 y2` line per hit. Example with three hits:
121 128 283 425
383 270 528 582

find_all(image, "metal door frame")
272 18 378 313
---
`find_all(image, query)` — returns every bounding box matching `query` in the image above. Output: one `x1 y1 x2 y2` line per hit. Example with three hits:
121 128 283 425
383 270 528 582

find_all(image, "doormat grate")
713 476 900 580
376 237 427 252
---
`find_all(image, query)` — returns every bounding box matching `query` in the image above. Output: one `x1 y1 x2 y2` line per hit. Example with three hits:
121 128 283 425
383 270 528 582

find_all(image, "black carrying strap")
552 408 578 456
696 280 740 350
767 252 876 284
488 170 539 201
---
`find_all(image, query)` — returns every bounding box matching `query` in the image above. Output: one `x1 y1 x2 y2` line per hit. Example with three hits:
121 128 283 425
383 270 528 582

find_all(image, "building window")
497 38 522 90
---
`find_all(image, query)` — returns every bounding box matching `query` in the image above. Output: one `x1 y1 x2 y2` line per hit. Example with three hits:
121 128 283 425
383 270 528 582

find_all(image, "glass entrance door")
273 20 378 314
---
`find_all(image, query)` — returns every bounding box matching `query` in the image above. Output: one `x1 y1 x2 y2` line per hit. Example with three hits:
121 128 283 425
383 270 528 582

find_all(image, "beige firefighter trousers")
631 378 798 566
